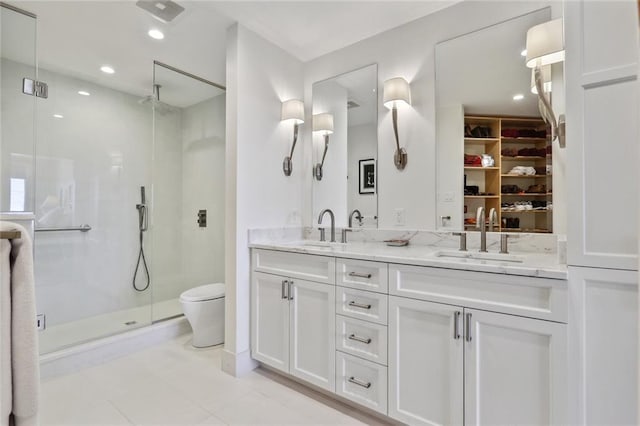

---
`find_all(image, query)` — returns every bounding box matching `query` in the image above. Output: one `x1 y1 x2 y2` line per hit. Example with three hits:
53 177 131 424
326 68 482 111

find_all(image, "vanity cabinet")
251 250 336 392
250 248 568 424
388 296 567 426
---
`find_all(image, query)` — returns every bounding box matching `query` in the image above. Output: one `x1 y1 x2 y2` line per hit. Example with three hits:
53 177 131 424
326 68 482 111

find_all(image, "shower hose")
133 205 150 292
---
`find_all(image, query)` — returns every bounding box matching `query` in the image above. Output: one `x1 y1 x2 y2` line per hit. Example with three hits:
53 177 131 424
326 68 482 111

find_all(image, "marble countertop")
249 240 568 280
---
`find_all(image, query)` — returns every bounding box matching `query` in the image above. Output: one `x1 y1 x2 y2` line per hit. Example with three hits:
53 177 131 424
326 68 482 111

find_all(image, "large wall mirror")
312 64 378 228
435 7 565 235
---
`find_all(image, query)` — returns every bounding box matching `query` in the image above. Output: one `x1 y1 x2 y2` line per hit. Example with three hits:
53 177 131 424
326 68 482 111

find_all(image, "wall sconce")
526 18 566 147
383 77 411 170
312 113 334 181
530 65 552 94
281 99 305 176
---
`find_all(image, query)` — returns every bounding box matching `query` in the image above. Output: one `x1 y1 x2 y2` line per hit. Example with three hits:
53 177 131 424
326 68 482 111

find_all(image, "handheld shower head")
140 186 146 205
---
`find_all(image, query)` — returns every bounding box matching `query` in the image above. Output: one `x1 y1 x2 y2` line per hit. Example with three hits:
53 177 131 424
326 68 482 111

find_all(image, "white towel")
1 222 39 426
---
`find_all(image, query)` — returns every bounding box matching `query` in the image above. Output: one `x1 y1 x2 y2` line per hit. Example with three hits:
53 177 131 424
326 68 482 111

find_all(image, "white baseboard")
221 348 258 377
40 317 191 380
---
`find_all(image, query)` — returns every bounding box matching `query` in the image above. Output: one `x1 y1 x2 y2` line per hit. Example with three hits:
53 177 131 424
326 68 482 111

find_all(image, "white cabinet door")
568 266 638 425
251 272 289 373
388 296 463 426
464 309 567 426
289 279 336 391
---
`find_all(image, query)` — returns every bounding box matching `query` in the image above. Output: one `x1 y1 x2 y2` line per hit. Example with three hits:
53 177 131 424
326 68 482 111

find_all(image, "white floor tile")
40 334 384 426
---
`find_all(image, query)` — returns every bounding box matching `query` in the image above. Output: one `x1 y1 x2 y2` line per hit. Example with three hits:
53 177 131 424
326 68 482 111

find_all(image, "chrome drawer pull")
348 334 372 344
348 301 372 310
465 313 472 342
348 272 372 279
348 376 371 389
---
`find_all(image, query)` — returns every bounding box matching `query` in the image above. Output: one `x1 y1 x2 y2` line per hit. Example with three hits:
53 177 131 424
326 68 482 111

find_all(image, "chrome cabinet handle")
281 280 288 299
348 301 372 310
348 272 372 279
453 311 461 340
288 280 294 301
348 334 372 344
465 313 472 342
348 376 371 389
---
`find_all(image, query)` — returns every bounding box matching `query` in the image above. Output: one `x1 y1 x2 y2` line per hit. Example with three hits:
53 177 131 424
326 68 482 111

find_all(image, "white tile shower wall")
32 64 158 326
179 94 226 295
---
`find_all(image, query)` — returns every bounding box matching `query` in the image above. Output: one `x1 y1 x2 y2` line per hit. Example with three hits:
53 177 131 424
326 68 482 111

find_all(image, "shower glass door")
150 62 225 322
33 51 154 354
1 4 37 219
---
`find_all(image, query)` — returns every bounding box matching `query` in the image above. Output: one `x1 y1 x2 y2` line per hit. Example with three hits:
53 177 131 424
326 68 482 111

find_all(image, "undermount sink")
433 250 525 264
287 240 347 249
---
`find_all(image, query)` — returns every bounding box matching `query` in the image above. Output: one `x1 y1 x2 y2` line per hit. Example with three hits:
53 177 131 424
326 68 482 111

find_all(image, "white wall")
224 23 304 375
303 1 560 229
347 123 377 226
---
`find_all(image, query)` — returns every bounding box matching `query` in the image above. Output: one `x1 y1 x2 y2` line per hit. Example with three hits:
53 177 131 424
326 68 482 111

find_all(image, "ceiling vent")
136 0 184 23
347 100 360 109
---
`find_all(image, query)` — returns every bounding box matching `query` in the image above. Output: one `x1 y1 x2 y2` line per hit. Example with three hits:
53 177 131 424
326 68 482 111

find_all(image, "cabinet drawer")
336 286 388 325
336 315 387 365
336 351 387 415
389 264 568 323
336 259 388 293
253 249 335 285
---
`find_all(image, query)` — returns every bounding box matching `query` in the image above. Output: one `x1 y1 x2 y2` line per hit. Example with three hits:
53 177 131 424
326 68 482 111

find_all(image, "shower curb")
39 316 190 380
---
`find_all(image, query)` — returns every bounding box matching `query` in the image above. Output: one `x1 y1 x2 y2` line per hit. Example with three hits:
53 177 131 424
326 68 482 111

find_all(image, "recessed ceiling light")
148 29 164 40
513 94 525 101
521 49 527 57
100 65 115 74
53 114 64 119
78 91 90 96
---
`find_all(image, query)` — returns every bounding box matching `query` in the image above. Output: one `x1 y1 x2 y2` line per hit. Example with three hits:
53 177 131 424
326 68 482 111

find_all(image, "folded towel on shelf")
508 166 536 176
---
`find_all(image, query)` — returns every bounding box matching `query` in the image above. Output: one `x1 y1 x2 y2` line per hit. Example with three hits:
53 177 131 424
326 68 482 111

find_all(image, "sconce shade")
383 77 411 109
281 99 305 124
525 18 565 68
530 65 552 94
313 113 334 135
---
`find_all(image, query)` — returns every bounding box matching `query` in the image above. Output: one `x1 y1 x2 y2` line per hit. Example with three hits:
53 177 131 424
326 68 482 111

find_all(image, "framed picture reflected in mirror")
359 159 376 194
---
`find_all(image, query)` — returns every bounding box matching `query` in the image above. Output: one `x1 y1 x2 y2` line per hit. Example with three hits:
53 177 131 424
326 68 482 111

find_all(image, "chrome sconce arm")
281 99 305 176
312 112 334 181
314 133 329 180
534 67 566 148
383 77 411 170
526 18 566 148
283 122 300 176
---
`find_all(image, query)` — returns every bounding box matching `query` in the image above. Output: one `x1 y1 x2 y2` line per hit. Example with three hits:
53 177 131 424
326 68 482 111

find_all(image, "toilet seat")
180 283 225 302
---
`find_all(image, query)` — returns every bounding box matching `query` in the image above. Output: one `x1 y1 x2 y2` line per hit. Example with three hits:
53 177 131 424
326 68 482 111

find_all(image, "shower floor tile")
40 334 391 426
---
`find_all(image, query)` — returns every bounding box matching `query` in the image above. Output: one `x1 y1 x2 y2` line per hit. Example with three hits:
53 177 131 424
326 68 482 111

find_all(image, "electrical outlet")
36 314 45 331
441 192 455 202
394 208 406 226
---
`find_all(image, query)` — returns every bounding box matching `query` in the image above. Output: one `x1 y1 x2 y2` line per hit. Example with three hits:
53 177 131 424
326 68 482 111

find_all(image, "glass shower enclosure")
1 3 226 354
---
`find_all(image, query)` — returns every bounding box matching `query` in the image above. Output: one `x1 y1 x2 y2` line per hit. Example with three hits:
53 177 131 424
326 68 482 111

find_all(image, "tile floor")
40 334 390 425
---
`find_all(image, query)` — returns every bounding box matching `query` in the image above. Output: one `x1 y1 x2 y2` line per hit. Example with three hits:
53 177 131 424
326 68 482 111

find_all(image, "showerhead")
138 84 177 115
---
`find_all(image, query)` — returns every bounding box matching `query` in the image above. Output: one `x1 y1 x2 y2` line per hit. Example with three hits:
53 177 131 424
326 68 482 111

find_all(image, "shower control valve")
197 210 207 228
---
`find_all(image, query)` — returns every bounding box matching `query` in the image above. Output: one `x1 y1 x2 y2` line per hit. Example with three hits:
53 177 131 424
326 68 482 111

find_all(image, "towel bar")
35 224 91 233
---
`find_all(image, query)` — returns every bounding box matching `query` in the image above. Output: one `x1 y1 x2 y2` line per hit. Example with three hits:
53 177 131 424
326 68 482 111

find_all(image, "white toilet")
179 283 225 348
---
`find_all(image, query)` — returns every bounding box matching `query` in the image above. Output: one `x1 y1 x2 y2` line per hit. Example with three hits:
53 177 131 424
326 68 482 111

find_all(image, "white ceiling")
5 0 460 104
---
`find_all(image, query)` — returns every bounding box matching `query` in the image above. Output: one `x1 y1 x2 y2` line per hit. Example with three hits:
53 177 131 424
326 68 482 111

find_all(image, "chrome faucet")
348 209 363 228
476 207 488 252
488 208 498 232
318 209 336 242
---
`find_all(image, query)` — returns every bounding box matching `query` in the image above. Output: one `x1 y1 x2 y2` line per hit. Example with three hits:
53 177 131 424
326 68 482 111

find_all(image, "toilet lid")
180 283 225 302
